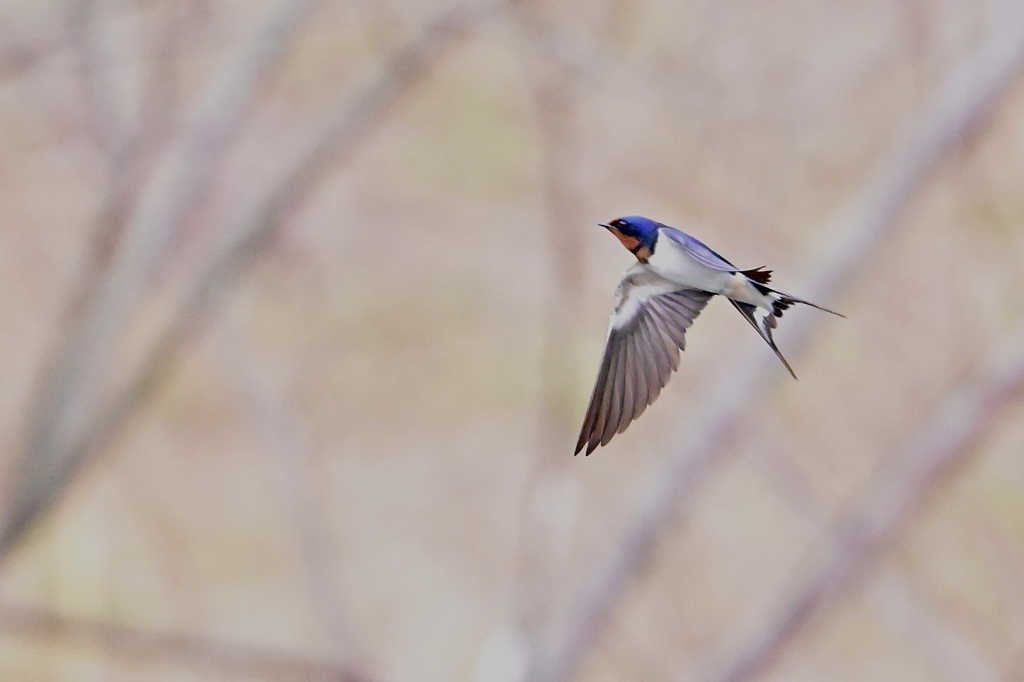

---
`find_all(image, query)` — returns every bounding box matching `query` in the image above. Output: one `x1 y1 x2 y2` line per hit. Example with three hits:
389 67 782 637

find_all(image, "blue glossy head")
600 215 660 256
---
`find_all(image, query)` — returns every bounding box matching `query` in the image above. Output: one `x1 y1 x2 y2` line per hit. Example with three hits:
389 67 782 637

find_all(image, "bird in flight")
576 215 842 456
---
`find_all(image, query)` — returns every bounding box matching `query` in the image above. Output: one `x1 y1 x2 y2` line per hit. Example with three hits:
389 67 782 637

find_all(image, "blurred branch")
0 38 58 85
507 0 588 654
1 0 322 560
866 572 1000 682
743 414 999 682
135 0 191 146
60 0 203 335
221 324 364 663
527 3 1024 680
0 602 371 682
0 0 192 86
0 0 76 86
708 324 1024 682
517 21 711 113
68 0 129 155
0 0 503 562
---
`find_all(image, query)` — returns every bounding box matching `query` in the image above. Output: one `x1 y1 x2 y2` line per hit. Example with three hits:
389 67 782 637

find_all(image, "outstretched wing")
575 265 714 455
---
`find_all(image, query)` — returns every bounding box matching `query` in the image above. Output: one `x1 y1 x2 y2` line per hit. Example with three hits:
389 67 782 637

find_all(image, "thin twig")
220 323 364 663
0 602 370 682
508 0 588 654
134 0 194 149
709 324 1024 682
54 0 198 341
67 0 129 155
865 572 1000 682
725 425 1000 682
0 37 58 85
527 4 1024 680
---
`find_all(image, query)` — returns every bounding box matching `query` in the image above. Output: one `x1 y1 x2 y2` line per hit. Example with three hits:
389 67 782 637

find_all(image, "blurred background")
2 0 1024 680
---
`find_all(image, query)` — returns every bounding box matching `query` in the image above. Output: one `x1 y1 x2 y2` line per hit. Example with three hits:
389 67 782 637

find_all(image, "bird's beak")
598 223 612 230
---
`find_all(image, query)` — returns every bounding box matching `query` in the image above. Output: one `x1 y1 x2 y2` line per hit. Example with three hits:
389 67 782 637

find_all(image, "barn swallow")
575 215 842 455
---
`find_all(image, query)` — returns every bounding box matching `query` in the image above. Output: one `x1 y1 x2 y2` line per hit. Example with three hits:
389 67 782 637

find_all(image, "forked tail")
732 277 844 379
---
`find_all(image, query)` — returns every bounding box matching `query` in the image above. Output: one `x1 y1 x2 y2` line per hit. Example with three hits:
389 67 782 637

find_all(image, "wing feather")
648 304 685 353
639 326 663 408
629 332 650 422
615 335 636 436
650 310 681 372
640 316 671 387
590 347 612 450
575 266 714 454
599 345 622 447
576 339 611 454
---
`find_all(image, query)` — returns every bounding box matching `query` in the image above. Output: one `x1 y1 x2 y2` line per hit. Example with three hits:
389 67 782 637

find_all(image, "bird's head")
600 216 659 261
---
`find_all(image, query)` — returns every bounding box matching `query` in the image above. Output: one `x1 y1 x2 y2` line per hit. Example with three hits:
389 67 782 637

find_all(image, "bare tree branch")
718 423 1000 682
54 0 202 347
1 0 322 560
527 3 1024 680
708 323 1024 682
0 37 58 85
506 0 589 659
67 0 130 155
134 0 196 149
0 0 503 562
866 572 1001 682
0 602 372 682
220 323 364 664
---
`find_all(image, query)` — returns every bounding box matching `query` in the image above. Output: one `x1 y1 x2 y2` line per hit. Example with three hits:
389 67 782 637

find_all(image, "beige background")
1 0 1024 680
